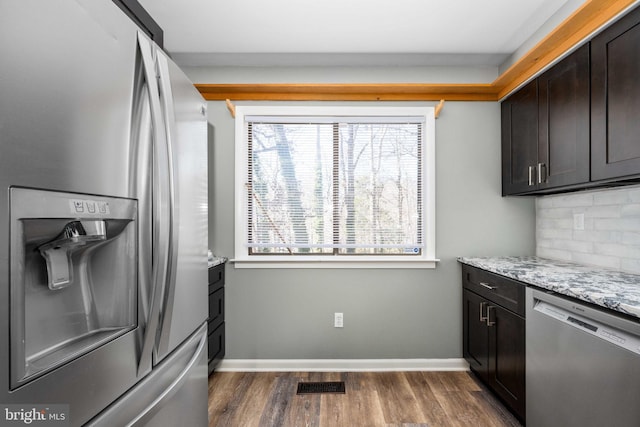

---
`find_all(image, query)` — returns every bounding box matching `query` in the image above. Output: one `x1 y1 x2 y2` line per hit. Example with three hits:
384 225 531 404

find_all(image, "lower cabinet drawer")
208 288 224 331
208 322 225 374
462 264 525 316
208 264 225 293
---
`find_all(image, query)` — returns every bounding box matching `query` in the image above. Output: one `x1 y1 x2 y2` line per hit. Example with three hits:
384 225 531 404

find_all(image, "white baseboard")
215 358 469 372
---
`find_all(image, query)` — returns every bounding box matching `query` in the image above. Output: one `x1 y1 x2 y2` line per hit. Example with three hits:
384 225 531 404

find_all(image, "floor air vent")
296 381 346 394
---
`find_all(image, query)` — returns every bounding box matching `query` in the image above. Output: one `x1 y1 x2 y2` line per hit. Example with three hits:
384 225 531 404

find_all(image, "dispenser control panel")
69 199 110 215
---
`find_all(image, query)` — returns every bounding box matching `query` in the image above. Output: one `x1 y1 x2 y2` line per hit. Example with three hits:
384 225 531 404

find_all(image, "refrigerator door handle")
136 32 170 375
131 74 153 333
155 52 180 358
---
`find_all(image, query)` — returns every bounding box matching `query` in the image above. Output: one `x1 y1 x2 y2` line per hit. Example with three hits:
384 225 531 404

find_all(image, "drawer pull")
479 282 496 290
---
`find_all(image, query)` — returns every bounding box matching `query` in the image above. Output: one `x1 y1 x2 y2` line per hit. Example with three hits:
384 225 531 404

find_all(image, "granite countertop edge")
457 256 640 319
208 256 228 268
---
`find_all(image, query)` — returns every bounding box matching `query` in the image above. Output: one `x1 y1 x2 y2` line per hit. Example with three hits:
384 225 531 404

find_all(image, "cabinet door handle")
479 282 496 290
479 301 488 323
528 166 535 186
487 306 496 327
537 162 547 184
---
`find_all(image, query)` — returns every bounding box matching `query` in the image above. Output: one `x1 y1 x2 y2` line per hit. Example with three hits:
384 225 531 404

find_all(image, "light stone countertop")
208 255 228 268
458 256 640 319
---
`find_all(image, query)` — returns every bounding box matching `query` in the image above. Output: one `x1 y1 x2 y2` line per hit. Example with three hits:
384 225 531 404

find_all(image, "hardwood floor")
207 371 522 427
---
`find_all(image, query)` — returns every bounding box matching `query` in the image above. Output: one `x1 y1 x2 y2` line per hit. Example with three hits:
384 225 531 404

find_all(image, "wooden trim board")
195 0 637 102
195 83 498 102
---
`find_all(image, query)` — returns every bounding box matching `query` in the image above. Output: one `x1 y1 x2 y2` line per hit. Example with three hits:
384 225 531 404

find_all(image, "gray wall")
184 65 498 84
193 66 535 360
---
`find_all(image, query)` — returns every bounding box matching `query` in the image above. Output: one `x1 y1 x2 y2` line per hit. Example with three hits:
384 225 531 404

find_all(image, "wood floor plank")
470 389 522 427
403 372 452 426
374 371 428 424
227 372 277 427
426 371 476 392
432 390 503 427
317 372 349 427
208 372 254 426
284 385 321 427
342 372 387 427
259 373 301 427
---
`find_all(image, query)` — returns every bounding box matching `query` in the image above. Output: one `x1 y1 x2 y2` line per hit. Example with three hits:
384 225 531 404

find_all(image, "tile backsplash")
536 184 640 274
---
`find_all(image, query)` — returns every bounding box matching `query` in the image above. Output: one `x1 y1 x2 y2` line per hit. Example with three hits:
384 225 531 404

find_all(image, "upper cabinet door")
501 80 539 195
592 6 640 181
538 44 590 189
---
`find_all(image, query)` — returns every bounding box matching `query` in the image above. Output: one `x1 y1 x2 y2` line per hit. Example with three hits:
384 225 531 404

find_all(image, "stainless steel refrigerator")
0 1 209 425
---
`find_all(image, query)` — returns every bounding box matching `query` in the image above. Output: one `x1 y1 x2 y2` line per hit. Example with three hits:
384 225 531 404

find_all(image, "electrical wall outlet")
334 312 344 328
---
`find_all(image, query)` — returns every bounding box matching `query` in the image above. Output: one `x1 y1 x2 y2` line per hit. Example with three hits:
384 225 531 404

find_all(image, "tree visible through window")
245 116 425 256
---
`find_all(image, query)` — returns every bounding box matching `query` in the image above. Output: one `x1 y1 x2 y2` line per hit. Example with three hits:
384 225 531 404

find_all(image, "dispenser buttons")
69 199 110 215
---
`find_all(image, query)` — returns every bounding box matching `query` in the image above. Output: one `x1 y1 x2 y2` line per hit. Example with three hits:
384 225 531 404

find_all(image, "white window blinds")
245 115 425 256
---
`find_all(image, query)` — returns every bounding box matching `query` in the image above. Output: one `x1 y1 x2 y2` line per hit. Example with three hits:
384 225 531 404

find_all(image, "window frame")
233 105 438 269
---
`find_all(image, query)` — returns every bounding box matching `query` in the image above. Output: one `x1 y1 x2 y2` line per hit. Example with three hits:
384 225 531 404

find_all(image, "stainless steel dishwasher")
526 287 640 427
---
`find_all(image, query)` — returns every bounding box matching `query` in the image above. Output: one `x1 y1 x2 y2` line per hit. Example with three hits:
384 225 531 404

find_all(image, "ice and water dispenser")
9 188 137 389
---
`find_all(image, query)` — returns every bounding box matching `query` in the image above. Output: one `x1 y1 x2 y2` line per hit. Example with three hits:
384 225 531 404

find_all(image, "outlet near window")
334 312 344 328
573 213 585 230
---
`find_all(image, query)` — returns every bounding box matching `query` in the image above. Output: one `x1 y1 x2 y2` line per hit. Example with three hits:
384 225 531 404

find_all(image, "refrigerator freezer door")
86 323 209 427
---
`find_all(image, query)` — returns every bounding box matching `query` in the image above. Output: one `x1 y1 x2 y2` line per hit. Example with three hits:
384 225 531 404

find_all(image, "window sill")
230 257 440 269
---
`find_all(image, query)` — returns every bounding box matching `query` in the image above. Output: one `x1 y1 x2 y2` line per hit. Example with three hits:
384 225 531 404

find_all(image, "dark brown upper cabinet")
591 6 640 182
538 44 590 189
502 5 640 196
502 45 590 196
501 80 539 195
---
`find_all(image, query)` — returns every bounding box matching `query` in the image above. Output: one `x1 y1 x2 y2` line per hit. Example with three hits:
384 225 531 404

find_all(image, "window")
234 106 437 268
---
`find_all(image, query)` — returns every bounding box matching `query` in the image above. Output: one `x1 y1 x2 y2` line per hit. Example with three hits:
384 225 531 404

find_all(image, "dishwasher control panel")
535 300 640 355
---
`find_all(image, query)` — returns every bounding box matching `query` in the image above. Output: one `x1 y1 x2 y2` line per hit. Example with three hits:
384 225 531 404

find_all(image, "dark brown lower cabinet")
463 289 490 380
208 263 226 374
462 266 526 421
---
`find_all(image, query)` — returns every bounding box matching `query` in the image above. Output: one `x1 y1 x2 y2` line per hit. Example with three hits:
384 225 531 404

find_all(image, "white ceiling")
137 0 584 67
